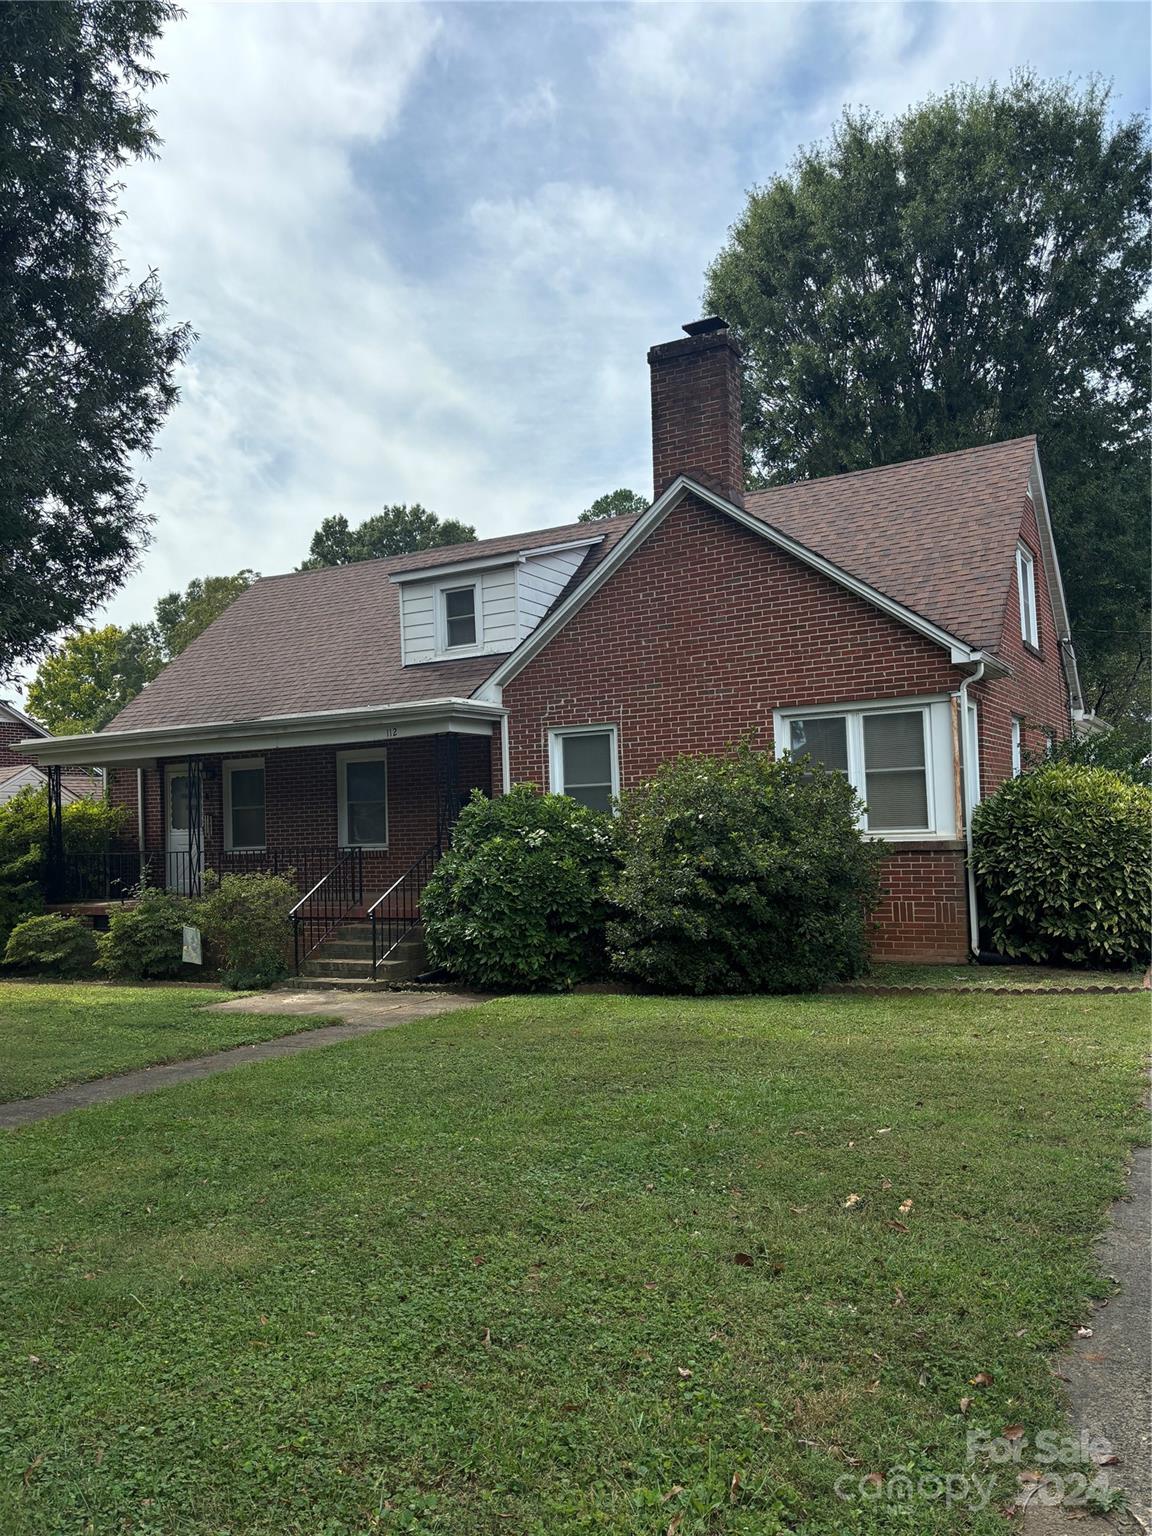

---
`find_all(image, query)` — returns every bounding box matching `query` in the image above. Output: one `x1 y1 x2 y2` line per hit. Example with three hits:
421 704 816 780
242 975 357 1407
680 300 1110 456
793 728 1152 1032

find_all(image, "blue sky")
101 0 1150 632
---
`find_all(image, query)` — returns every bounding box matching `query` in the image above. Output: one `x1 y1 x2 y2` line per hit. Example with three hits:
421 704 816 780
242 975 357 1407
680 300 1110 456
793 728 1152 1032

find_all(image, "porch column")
186 755 205 896
433 733 463 852
45 764 64 902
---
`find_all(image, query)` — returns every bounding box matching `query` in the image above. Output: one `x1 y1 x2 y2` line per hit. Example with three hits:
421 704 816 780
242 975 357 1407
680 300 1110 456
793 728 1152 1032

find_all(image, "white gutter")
956 660 986 957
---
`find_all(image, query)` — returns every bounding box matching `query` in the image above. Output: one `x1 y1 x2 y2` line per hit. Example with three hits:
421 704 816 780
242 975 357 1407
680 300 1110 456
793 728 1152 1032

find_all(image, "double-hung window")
442 585 478 650
1016 544 1039 648
1011 718 1023 776
549 726 619 814
224 759 266 850
338 750 388 848
783 707 935 835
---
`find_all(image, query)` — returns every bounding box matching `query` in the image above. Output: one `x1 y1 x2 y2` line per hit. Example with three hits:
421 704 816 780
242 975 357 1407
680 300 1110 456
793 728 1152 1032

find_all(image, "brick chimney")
648 317 744 506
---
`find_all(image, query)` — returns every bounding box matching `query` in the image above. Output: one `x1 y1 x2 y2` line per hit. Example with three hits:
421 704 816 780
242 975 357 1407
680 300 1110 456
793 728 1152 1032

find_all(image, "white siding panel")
400 586 437 665
517 548 587 638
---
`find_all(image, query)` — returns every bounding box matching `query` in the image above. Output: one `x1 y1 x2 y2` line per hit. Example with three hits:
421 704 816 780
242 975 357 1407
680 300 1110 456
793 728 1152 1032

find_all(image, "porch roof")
16 698 504 768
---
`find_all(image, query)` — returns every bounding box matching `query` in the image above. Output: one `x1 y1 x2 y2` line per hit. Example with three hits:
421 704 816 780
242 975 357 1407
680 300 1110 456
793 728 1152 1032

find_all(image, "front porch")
33 703 504 979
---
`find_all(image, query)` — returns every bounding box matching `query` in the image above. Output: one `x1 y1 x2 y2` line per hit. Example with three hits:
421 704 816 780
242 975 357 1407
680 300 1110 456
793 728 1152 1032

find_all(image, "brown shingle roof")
742 436 1036 653
104 516 637 734
102 437 1036 737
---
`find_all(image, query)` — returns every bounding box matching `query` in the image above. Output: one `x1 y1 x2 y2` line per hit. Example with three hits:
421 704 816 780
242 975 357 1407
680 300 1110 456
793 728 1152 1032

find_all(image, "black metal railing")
291 847 365 973
369 842 439 977
53 845 351 904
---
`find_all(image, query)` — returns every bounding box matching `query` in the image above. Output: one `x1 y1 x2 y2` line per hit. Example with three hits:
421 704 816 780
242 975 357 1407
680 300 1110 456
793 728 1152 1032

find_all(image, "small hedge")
98 887 198 981
198 870 296 989
423 786 615 991
607 746 884 994
972 762 1151 966
0 787 127 949
3 914 99 977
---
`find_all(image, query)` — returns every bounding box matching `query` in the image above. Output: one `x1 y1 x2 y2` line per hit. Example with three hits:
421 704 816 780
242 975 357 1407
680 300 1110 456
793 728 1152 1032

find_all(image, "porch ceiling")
17 698 505 768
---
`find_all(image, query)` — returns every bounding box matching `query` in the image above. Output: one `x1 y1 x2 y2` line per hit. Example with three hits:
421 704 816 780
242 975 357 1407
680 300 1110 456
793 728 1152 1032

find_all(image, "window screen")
228 766 266 848
344 758 388 845
444 587 477 648
558 731 615 813
862 712 928 830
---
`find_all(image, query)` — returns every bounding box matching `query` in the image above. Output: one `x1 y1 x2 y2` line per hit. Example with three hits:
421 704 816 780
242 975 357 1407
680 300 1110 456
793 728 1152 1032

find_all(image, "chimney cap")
681 315 729 337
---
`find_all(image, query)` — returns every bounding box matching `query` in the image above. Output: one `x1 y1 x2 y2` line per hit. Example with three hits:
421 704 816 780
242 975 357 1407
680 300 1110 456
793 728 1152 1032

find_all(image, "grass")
0 982 336 1100
858 963 1144 991
0 990 1147 1534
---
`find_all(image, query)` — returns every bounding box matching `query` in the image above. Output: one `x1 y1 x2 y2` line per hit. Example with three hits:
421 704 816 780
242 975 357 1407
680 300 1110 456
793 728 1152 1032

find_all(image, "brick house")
0 700 101 807
22 318 1087 970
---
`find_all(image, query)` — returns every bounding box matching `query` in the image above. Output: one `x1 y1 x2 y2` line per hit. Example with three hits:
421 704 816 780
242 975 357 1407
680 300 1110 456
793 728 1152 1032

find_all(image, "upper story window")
549 726 619 814
1011 718 1023 776
442 585 478 650
224 759 266 850
1016 544 1038 648
782 706 935 836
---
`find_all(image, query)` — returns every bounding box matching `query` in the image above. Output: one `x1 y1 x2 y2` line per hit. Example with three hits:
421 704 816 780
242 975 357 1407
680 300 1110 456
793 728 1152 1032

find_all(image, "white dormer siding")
393 537 601 666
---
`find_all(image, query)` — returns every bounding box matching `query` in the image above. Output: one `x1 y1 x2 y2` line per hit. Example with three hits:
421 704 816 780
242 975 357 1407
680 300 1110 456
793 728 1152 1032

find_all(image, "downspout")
957 661 985 958
136 767 147 883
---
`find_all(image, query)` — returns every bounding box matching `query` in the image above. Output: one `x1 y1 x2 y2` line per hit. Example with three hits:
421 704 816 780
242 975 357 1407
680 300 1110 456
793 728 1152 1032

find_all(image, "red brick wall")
974 492 1071 792
870 847 969 963
108 733 493 900
503 494 961 789
0 718 45 769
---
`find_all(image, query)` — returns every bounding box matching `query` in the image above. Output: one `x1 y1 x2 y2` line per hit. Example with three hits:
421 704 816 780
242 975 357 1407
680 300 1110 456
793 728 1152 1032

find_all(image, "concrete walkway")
0 989 488 1130
1023 1141 1151 1534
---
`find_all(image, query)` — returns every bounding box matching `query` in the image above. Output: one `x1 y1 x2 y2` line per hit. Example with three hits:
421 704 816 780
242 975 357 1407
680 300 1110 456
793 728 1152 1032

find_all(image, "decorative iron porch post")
45 764 64 902
434 733 462 853
187 755 204 896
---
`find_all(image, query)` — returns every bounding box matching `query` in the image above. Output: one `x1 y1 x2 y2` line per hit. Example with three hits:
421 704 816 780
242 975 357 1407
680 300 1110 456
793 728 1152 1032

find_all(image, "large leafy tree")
0 2 192 681
153 569 258 656
26 624 162 735
578 489 648 523
300 505 476 569
27 569 259 733
706 73 1150 722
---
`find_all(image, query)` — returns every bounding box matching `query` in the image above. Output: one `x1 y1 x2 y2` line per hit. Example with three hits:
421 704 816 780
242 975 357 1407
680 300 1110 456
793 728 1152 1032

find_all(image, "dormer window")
442 585 477 649
1016 544 1038 648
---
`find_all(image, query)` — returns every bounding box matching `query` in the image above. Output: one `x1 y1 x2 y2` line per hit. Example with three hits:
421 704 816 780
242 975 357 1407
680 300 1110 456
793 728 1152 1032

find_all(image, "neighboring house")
20 319 1087 966
0 700 101 806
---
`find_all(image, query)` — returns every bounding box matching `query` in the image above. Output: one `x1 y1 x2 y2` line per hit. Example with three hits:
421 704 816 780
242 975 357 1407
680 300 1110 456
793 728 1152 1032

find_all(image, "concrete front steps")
298 919 427 987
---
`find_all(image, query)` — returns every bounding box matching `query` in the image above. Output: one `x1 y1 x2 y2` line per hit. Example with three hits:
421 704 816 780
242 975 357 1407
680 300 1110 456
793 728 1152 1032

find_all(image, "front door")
165 765 200 893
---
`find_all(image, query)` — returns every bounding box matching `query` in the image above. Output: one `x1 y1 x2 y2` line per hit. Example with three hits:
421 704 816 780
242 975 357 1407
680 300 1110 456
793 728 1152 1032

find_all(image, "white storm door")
165 765 198 891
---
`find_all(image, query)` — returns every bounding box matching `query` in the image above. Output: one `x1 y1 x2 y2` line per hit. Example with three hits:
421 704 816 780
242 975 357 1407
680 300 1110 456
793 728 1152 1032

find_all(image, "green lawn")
857 963 1144 991
1 991 1146 1535
0 983 336 1100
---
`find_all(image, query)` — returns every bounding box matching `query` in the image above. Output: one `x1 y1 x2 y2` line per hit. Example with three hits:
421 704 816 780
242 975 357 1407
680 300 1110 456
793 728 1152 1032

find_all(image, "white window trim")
1010 717 1023 776
1016 543 1039 648
337 748 389 849
548 724 620 812
436 578 482 657
223 757 266 851
774 699 954 840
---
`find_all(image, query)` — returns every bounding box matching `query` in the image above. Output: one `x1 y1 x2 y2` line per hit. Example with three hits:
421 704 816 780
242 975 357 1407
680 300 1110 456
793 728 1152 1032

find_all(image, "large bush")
607 747 884 994
198 870 296 989
423 786 616 991
972 763 1151 966
98 887 197 980
3 914 98 976
0 787 127 947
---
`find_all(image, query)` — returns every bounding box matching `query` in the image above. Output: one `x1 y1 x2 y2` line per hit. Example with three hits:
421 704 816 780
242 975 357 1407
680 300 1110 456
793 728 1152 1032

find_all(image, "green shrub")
972 762 1151 966
607 747 884 994
197 870 297 989
0 787 129 948
423 786 616 991
3 914 99 976
98 887 197 980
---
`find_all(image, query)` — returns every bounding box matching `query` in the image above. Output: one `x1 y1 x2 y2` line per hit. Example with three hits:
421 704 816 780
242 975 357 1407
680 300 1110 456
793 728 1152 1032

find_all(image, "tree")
153 570 258 656
578 489 648 522
299 505 476 569
0 3 192 681
26 624 163 735
705 73 1151 724
27 569 259 733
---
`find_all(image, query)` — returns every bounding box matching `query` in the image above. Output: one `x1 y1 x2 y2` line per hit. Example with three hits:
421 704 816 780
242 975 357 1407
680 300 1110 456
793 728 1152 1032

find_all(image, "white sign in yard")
181 925 203 965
